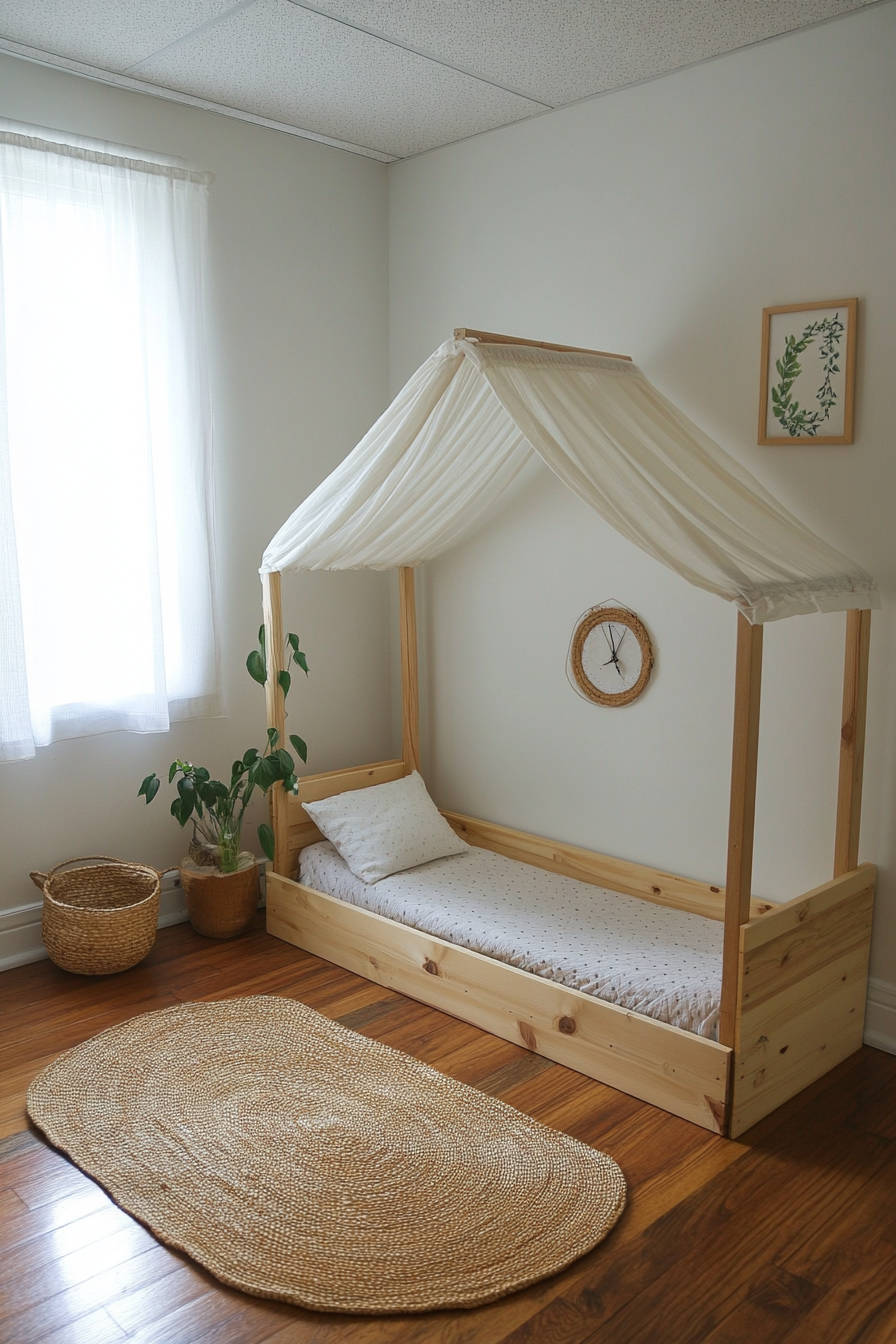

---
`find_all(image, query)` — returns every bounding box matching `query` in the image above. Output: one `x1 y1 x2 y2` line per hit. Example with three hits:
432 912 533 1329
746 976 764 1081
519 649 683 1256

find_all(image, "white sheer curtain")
0 121 220 762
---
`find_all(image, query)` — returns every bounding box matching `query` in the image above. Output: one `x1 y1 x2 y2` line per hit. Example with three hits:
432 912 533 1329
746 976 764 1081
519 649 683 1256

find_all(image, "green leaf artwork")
770 313 844 437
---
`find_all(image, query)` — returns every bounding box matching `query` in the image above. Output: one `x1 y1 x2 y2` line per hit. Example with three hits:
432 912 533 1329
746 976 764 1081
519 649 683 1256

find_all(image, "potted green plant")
138 627 308 938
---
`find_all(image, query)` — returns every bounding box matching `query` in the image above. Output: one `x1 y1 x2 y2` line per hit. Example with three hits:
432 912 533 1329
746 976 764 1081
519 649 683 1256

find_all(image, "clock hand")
614 627 628 676
603 622 617 656
601 652 625 676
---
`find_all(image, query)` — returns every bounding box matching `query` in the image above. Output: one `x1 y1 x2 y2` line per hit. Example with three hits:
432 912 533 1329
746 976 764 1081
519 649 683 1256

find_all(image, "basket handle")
29 871 48 892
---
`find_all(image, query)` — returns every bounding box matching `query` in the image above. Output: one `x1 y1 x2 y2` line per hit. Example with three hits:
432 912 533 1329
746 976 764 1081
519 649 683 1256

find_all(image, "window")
0 121 220 761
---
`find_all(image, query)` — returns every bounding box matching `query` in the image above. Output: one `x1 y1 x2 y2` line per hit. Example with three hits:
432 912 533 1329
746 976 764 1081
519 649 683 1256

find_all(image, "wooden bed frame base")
261 348 876 1138
265 756 874 1138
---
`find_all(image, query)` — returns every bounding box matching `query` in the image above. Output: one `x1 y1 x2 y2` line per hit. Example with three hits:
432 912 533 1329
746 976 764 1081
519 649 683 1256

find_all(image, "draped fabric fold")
261 339 877 623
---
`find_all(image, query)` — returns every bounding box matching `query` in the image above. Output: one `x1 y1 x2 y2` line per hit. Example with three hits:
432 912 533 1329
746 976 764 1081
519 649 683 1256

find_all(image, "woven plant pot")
179 855 259 939
31 857 160 976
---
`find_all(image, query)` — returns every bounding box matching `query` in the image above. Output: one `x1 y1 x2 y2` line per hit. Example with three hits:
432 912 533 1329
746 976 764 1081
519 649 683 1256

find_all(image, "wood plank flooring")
1 914 894 1343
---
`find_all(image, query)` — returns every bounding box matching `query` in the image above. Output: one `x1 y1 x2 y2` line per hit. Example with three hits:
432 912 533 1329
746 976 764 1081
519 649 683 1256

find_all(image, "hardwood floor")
1 914 894 1344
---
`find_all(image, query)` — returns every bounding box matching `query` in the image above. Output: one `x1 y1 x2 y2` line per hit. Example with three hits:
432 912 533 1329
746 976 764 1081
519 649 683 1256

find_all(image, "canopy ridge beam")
453 328 632 362
261 570 290 876
834 609 871 878
720 613 763 1050
399 567 421 775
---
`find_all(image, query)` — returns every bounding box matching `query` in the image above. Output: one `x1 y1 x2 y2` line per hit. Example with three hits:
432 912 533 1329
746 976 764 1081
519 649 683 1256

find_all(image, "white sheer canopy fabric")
0 121 220 761
262 339 877 624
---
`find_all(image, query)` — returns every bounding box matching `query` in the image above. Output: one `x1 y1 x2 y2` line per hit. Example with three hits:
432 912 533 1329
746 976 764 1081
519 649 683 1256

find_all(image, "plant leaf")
289 734 308 763
287 633 299 654
258 824 275 862
294 650 309 675
246 649 266 685
248 756 274 789
267 727 279 751
242 747 259 767
278 669 291 697
138 774 160 803
168 762 178 784
170 797 191 827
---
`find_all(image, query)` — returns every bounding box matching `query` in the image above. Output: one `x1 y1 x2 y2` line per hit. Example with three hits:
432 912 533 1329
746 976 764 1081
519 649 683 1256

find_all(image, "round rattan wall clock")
569 605 653 707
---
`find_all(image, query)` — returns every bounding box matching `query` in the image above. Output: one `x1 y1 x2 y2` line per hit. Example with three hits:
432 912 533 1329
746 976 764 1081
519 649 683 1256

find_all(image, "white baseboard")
865 977 896 1056
0 862 267 973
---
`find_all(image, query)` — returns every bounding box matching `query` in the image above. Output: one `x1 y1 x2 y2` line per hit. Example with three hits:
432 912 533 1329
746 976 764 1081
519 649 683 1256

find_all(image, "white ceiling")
0 0 878 161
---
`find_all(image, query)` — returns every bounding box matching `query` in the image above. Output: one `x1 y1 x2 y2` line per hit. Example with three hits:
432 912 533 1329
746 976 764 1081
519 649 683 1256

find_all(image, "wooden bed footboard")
730 863 876 1138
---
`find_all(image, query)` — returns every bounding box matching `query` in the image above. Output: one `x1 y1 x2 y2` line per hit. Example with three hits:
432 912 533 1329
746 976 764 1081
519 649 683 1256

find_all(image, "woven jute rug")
26 995 626 1314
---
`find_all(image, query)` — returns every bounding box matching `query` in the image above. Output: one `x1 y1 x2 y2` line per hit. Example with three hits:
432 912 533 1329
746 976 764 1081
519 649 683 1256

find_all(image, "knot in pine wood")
423 959 439 976
558 1016 577 1035
518 1021 537 1050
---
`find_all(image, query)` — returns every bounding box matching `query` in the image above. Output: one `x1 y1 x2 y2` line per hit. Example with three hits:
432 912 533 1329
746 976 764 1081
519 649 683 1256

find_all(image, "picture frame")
758 298 857 445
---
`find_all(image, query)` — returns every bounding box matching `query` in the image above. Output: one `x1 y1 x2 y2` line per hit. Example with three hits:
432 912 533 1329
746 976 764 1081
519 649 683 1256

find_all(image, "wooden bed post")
834 608 872 878
720 613 763 1049
399 567 421 774
261 570 290 876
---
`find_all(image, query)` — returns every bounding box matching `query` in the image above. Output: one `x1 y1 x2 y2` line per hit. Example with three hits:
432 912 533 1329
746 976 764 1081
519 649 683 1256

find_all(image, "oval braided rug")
26 995 626 1314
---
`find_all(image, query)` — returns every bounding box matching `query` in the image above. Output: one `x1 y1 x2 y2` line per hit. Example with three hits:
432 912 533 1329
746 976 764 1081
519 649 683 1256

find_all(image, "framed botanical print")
758 298 857 445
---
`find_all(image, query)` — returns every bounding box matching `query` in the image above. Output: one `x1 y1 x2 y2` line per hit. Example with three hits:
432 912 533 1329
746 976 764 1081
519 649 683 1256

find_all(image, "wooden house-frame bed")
260 330 877 1139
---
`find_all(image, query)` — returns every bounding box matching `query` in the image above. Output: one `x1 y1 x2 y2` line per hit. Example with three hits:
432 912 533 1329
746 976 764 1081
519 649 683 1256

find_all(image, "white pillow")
301 771 469 884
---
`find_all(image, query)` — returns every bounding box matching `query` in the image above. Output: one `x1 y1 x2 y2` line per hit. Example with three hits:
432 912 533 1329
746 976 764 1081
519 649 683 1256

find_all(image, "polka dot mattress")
299 841 722 1039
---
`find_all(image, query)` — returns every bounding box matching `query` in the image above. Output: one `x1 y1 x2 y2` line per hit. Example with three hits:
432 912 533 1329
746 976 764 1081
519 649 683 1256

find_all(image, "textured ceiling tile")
308 0 874 106
0 0 877 158
133 0 543 158
0 0 243 73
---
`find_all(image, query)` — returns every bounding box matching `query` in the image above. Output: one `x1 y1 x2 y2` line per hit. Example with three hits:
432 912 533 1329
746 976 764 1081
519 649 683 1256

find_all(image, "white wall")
0 55 392 961
388 3 896 1026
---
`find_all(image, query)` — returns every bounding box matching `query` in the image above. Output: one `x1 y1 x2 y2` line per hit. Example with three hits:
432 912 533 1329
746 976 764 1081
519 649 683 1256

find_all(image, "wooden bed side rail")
443 811 773 923
730 863 876 1138
278 759 408 879
266 871 731 1134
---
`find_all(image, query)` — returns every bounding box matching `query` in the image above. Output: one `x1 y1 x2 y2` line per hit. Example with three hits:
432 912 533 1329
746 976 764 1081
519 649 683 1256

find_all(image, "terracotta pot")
179 857 259 939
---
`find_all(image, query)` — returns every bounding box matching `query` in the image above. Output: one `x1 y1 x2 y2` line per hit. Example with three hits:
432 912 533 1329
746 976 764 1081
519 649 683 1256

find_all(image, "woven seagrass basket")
30 856 160 976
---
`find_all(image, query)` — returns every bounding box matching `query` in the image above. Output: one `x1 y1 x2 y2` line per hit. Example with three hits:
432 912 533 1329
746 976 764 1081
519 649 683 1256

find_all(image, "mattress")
299 841 723 1039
